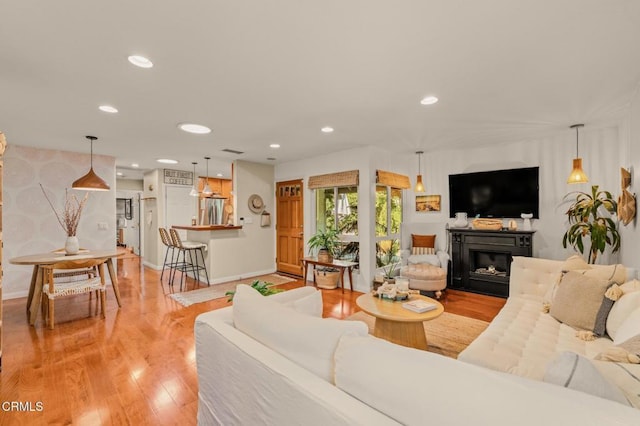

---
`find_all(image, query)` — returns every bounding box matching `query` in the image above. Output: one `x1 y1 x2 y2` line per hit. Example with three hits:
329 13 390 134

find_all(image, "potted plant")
225 280 284 302
308 228 340 263
562 185 621 264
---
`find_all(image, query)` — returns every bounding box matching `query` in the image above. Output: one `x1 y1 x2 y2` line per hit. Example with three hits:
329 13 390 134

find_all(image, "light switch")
244 217 253 224
98 222 108 230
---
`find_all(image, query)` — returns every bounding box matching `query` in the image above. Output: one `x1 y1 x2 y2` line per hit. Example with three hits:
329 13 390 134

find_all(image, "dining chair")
40 258 107 329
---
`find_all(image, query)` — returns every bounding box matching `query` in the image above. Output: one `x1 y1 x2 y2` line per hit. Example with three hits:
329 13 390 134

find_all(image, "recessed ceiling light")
157 159 178 164
131 163 139 168
116 172 124 176
99 105 118 113
216 173 223 177
269 144 280 149
420 96 439 105
128 55 153 68
321 127 334 133
178 123 212 134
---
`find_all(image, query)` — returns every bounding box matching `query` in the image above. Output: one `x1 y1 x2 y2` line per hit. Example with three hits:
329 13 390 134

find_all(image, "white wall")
276 146 377 292
3 145 116 299
620 84 640 268
116 179 143 191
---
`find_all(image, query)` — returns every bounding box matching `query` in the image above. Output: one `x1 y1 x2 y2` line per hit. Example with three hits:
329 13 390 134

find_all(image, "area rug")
169 274 296 307
345 311 489 359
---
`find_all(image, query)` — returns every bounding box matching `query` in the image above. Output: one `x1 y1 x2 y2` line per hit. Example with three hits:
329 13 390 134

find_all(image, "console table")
448 228 535 297
301 257 358 293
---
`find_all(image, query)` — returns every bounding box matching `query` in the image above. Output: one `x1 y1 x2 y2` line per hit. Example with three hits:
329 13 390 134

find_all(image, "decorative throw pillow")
607 291 640 341
595 334 640 364
411 234 436 255
561 254 590 272
543 351 630 405
549 271 614 336
613 307 640 345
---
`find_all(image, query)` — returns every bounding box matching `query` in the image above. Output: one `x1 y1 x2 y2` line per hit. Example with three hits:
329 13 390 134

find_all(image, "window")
376 186 403 271
316 186 359 263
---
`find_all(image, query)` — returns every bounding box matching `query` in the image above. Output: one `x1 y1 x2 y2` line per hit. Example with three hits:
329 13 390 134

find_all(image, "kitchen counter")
172 225 242 231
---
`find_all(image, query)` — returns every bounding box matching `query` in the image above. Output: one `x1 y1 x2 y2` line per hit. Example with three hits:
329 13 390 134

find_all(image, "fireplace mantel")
448 228 535 297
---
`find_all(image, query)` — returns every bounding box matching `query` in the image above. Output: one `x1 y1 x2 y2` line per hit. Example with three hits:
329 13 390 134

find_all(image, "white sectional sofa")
195 283 640 425
459 256 640 407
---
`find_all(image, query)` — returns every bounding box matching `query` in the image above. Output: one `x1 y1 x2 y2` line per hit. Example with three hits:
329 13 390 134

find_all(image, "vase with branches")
562 185 620 264
41 185 89 254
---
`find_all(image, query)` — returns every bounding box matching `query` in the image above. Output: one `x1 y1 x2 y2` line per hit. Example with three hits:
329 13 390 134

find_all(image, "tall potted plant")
308 228 340 263
562 185 620 264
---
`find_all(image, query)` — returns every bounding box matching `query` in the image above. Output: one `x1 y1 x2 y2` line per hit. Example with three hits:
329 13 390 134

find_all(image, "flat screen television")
449 167 539 219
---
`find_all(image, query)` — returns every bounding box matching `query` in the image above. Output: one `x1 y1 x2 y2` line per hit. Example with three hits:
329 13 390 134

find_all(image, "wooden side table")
301 257 358 293
356 293 444 350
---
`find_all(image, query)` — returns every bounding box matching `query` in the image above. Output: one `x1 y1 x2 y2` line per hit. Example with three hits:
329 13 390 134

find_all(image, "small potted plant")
307 228 340 263
225 280 284 302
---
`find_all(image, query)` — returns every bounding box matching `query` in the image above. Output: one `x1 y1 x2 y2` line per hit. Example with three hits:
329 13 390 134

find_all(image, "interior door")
276 180 304 276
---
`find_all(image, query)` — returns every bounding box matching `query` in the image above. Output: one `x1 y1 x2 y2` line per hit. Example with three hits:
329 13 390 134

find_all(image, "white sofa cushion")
458 295 613 379
280 288 324 317
334 335 640 425
608 291 640 341
543 351 630 405
614 307 640 346
232 284 368 383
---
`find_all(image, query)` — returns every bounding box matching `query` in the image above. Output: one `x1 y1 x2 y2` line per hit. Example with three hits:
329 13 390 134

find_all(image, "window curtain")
308 170 359 189
376 170 410 189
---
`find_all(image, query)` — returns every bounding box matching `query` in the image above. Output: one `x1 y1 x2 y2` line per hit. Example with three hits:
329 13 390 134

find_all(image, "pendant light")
415 150 425 192
202 156 213 196
566 124 589 184
72 135 110 191
189 162 199 196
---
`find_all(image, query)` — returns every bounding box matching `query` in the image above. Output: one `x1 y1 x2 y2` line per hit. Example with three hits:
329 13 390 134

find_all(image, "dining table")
9 249 125 325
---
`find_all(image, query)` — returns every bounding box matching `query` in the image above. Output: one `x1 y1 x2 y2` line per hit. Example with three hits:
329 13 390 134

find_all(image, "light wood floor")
0 255 505 425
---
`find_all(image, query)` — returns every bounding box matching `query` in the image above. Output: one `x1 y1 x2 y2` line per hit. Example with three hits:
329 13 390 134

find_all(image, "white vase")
65 236 80 255
453 212 468 228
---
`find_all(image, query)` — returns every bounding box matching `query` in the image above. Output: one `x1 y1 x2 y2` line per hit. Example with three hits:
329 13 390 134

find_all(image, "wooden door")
276 180 304 276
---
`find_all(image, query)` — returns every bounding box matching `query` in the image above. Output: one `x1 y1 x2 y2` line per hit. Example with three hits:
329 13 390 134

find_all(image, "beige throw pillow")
549 271 613 335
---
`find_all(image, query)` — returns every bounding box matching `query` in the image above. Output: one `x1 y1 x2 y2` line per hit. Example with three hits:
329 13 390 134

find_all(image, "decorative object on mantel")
415 194 440 212
248 194 264 213
453 212 468 228
562 185 620 264
508 219 518 231
414 150 425 192
617 167 636 226
72 135 110 191
471 218 502 230
40 184 89 255
567 123 589 184
521 213 533 231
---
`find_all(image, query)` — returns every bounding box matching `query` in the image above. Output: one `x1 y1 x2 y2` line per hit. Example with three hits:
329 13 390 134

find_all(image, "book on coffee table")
402 299 437 313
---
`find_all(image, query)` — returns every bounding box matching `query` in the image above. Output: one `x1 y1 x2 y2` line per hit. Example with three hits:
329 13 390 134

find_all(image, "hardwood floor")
0 256 505 425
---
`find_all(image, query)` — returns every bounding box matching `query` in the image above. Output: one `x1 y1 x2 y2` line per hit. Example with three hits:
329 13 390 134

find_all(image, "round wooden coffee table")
356 293 444 350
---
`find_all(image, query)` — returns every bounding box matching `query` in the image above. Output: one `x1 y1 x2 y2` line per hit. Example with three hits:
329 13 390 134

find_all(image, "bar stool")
159 228 177 284
169 228 210 290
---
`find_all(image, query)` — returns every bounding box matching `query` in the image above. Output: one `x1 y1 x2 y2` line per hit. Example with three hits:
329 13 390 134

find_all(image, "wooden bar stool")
158 227 177 284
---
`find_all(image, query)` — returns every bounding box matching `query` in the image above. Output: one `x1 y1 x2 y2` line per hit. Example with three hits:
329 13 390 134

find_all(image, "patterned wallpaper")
2 145 116 299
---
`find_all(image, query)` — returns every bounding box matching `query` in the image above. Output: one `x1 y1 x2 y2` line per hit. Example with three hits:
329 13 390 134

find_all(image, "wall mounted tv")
449 167 539 219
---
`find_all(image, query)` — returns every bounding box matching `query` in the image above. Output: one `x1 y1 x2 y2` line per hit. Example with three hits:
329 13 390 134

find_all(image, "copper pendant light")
415 150 425 192
72 136 110 191
566 124 589 184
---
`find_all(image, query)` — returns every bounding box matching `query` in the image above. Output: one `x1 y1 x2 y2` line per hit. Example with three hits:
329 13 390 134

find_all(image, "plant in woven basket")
225 280 284 302
562 185 620 264
308 228 340 262
40 184 89 237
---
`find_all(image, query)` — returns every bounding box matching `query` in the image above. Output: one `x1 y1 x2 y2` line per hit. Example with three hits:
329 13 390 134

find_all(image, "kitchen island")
172 225 256 284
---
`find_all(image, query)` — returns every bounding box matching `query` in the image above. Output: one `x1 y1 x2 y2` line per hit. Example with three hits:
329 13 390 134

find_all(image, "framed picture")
416 195 441 212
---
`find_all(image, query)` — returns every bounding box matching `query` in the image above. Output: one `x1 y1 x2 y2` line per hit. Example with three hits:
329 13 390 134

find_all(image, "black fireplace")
449 229 534 297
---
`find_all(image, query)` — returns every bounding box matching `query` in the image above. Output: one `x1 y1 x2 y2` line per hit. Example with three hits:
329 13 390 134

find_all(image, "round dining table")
9 249 125 325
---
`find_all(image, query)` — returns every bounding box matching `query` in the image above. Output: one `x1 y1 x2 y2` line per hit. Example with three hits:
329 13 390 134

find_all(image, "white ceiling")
1 1 640 179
